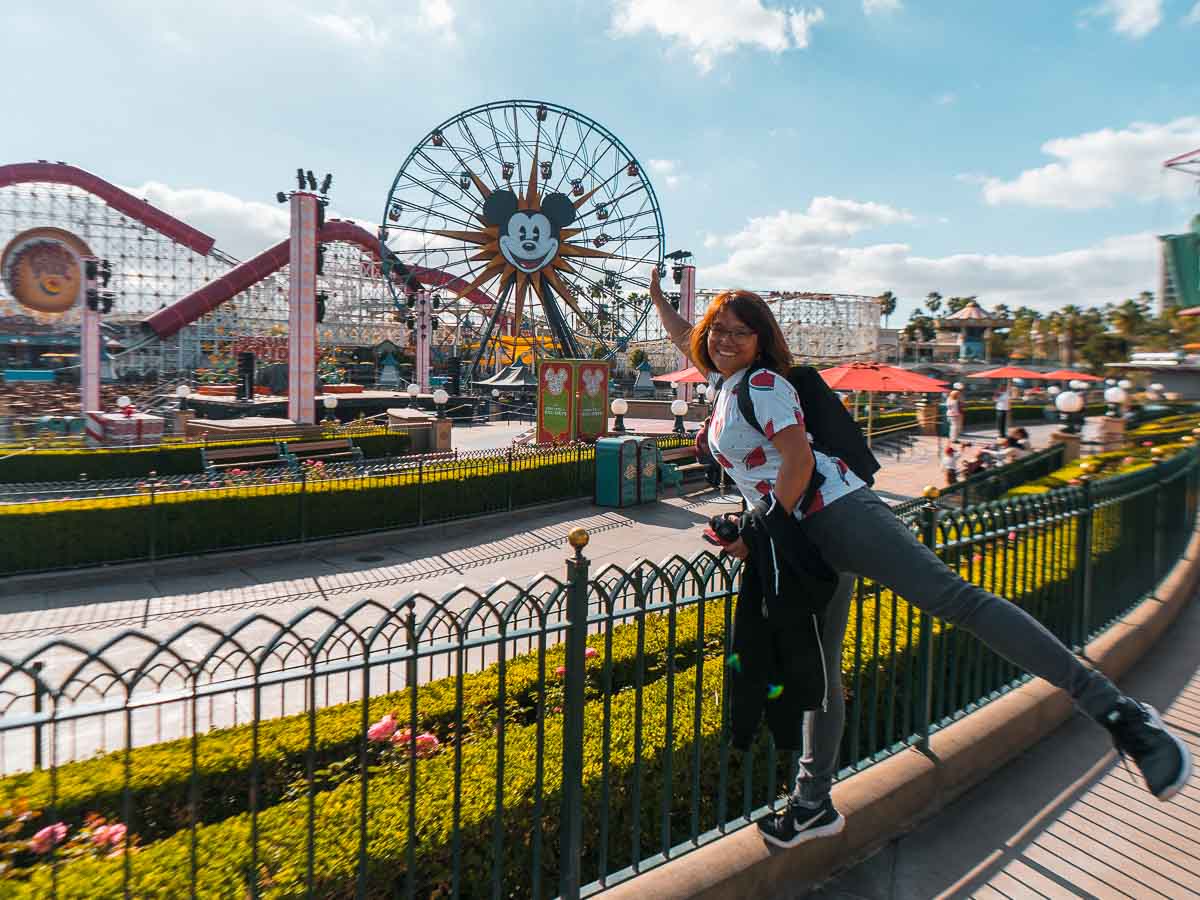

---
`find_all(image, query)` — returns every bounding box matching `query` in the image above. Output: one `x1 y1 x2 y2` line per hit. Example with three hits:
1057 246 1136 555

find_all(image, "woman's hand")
648 264 695 361
723 537 749 560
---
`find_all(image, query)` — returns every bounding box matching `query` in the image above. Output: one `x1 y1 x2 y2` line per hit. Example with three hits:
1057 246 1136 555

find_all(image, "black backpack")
733 365 880 486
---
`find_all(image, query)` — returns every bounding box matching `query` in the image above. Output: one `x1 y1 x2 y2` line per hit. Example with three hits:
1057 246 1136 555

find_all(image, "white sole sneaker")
759 810 846 849
1146 705 1194 802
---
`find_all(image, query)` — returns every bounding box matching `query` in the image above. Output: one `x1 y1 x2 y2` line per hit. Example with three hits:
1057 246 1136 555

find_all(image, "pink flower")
972 553 983 564
414 732 440 756
553 705 563 714
209 481 220 488
29 822 67 853
1007 531 1017 541
391 727 413 746
1122 457 1136 466
555 665 567 677
1142 441 1153 448
92 822 126 848
584 647 598 660
181 479 193 487
367 714 398 742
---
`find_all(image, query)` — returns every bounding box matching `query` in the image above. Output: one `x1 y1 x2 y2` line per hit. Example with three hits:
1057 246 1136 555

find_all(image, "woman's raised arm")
649 266 696 365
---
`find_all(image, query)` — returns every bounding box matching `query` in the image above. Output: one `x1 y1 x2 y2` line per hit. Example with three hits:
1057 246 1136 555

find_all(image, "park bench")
280 438 364 469
659 445 706 486
201 444 289 474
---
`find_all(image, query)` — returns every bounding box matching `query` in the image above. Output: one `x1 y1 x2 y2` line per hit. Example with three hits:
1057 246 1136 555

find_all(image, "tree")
992 303 1011 321
1106 297 1149 338
878 290 897 327
628 348 648 368
946 296 974 314
925 292 943 316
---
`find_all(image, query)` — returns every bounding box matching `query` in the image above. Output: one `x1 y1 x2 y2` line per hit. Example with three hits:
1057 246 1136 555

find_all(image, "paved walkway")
811 591 1200 900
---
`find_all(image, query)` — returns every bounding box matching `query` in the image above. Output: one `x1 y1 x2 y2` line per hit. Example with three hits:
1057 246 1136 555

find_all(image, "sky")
2 0 1198 324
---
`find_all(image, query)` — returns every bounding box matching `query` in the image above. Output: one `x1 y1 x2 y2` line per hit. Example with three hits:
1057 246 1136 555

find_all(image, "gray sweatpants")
791 487 1120 804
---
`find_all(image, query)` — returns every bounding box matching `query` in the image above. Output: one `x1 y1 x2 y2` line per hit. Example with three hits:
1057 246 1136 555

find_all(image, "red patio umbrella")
817 363 948 446
1040 369 1102 382
967 366 1048 380
650 365 707 384
819 362 948 393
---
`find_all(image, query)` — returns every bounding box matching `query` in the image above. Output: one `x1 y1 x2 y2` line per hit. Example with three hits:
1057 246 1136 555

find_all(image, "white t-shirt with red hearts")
706 367 866 521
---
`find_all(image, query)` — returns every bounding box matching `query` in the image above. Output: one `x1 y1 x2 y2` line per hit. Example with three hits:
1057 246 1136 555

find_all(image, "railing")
0 438 694 576
0 447 1195 897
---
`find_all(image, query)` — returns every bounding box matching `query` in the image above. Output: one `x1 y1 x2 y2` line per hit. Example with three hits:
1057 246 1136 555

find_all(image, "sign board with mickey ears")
575 361 610 442
536 359 577 444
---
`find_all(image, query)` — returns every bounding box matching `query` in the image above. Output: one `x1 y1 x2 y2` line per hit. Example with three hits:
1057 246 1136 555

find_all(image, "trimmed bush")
0 432 411 483
0 449 591 573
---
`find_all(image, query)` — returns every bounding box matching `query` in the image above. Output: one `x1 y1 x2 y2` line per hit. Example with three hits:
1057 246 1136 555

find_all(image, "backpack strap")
735 367 764 436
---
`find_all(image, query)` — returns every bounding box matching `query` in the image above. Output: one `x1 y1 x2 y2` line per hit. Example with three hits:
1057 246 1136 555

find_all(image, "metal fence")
0 436 694 575
0 447 1195 897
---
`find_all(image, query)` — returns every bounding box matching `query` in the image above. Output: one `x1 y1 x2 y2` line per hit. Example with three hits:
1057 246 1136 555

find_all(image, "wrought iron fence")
0 447 1195 897
0 441 706 575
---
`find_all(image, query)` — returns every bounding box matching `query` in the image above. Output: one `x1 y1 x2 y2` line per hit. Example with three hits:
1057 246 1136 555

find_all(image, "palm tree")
925 292 943 316
878 290 897 326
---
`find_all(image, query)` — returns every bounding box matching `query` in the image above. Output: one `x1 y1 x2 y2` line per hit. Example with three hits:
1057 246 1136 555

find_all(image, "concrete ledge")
604 520 1200 900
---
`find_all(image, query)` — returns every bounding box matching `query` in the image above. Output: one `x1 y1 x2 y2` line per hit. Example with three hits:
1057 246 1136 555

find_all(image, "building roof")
938 300 1011 328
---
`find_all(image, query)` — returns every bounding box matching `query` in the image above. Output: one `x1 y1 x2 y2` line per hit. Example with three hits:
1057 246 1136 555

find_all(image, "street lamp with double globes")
670 398 688 435
1055 389 1085 434
611 397 628 433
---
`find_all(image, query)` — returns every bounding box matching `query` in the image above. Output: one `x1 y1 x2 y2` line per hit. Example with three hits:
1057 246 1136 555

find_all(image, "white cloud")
306 0 455 48
1185 1 1200 25
610 0 825 72
700 211 1157 312
711 197 914 252
123 182 292 260
647 159 687 189
935 92 957 106
1085 0 1162 38
862 0 902 14
973 116 1200 209
307 13 389 48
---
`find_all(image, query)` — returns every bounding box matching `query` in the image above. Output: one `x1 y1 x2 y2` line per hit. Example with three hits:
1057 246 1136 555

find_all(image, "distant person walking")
994 386 1011 438
946 389 965 442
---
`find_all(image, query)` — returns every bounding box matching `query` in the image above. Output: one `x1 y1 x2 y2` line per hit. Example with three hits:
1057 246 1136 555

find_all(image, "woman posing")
648 269 1191 847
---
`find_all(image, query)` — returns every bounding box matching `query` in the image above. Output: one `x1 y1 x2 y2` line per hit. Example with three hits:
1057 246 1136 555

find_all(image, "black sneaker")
1101 698 1193 801
757 797 845 848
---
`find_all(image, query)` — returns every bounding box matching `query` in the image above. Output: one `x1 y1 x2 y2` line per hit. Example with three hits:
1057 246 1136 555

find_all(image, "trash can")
635 437 659 503
595 436 640 507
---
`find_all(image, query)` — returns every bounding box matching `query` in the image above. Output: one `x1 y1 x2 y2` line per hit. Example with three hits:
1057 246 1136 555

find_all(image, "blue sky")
2 0 1198 322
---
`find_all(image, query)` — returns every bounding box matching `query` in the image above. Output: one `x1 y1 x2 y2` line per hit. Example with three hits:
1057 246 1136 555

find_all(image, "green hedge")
0 432 411 483
0 450 590 573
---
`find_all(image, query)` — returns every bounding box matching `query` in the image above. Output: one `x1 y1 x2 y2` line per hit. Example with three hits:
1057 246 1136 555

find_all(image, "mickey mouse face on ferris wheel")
483 190 576 276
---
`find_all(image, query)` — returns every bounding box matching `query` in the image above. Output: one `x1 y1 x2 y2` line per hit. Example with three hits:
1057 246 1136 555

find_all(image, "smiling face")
6 240 81 314
498 211 559 273
706 307 759 377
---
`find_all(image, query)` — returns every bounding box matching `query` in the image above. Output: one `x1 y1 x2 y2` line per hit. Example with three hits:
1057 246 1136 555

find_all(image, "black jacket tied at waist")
728 487 839 752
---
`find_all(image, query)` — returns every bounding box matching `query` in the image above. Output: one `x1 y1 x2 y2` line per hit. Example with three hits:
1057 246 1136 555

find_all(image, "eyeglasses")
708 325 756 342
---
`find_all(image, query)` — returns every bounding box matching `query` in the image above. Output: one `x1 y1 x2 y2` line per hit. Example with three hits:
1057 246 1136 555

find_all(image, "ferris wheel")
379 99 666 376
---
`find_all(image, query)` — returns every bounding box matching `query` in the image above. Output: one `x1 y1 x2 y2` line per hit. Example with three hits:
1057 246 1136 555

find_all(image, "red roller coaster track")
2 161 498 341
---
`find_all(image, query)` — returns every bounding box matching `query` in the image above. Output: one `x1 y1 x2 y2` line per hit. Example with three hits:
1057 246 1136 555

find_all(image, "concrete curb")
0 497 585 597
603 520 1200 900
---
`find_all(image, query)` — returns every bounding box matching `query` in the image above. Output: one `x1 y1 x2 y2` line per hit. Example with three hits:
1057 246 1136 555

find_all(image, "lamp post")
1055 389 1084 434
670 398 688 435
175 384 191 412
406 381 420 409
433 388 449 419
695 383 708 411
322 394 338 424
611 397 628 433
1103 385 1127 417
